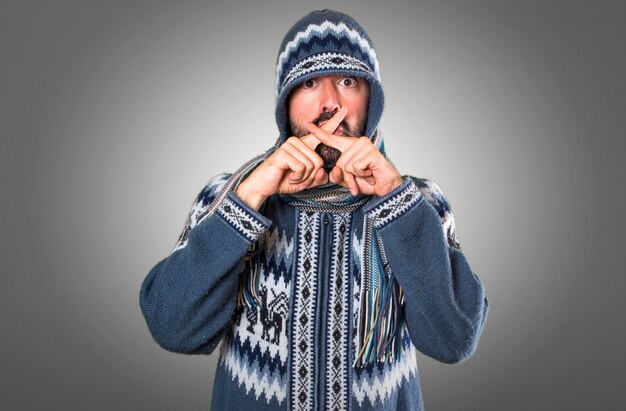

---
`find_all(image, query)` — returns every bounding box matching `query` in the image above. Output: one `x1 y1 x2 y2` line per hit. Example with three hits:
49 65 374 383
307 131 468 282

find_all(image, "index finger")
303 121 356 152
298 107 347 150
299 134 321 150
320 106 347 135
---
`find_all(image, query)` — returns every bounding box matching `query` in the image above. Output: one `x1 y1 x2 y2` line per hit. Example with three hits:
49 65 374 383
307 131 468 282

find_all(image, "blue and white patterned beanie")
274 9 384 146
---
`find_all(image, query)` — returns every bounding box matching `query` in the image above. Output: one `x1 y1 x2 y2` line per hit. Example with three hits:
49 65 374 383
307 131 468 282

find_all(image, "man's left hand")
304 122 403 197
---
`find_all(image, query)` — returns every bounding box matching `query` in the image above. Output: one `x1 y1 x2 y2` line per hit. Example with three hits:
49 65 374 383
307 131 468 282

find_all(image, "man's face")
288 75 370 138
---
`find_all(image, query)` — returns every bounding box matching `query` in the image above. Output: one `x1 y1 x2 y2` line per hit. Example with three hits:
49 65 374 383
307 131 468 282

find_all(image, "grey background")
1 0 624 410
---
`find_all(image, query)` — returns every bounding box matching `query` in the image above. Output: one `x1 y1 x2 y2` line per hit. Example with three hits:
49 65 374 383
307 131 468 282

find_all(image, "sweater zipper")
315 213 332 410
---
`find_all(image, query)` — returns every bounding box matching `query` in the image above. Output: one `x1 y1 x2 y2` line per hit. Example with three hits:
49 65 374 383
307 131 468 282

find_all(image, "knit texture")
140 175 488 410
139 9 488 411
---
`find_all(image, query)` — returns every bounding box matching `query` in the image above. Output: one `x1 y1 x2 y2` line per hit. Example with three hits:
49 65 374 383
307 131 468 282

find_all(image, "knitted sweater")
140 173 488 410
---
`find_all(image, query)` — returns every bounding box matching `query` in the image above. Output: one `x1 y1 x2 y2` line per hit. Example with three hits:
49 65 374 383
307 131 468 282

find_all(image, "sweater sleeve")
139 174 271 355
362 176 488 364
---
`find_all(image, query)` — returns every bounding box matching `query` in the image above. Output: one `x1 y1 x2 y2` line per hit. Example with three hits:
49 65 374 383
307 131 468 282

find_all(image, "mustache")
313 110 347 129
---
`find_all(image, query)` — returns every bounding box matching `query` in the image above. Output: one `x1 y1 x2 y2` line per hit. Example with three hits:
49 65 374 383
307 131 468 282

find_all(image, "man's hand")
235 109 348 211
303 122 403 197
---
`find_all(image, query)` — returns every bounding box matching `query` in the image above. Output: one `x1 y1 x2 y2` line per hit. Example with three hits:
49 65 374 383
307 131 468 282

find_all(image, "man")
140 9 488 410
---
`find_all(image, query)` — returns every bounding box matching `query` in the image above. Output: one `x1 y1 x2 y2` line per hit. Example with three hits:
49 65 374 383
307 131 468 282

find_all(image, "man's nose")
319 79 341 112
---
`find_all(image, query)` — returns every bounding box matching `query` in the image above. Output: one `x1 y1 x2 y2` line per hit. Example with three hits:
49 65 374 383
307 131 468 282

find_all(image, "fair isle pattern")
351 231 363 356
217 196 268 242
221 264 291 404
367 183 423 230
352 328 419 407
325 213 352 411
232 273 291 364
351 231 364 277
276 21 380 94
413 178 461 249
257 227 296 272
173 173 229 251
289 211 320 410
219 340 288 404
281 52 373 90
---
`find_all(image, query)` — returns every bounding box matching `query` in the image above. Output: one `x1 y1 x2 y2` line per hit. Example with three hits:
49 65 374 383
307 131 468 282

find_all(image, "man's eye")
302 79 316 88
339 77 358 87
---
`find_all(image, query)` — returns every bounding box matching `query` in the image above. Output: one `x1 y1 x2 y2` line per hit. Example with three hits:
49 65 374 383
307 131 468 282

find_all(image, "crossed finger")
299 107 348 150
303 119 357 153
304 122 377 195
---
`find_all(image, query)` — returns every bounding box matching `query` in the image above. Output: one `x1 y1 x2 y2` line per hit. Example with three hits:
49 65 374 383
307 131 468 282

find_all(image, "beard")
289 110 366 174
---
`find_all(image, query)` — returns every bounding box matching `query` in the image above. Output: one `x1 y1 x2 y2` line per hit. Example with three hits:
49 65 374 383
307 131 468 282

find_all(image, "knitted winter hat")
274 9 384 145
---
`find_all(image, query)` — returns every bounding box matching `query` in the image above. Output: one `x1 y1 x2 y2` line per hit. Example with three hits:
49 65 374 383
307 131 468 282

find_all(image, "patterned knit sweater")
140 173 489 410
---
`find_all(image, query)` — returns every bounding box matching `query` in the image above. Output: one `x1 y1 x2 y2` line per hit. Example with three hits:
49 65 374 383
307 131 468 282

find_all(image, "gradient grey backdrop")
2 0 625 410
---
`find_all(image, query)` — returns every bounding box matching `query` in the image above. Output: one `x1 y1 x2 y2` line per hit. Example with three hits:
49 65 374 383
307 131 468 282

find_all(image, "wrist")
235 180 267 212
392 174 404 191
377 173 404 197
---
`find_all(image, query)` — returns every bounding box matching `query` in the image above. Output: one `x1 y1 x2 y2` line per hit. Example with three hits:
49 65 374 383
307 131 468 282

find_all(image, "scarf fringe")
353 221 405 367
237 242 262 312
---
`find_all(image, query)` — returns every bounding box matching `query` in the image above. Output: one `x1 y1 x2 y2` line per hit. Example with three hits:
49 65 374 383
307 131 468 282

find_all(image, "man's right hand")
235 108 347 211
